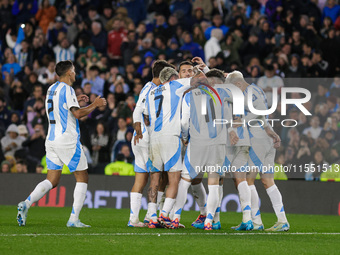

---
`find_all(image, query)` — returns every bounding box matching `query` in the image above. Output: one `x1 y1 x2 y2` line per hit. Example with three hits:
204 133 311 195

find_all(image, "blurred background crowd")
1 0 340 180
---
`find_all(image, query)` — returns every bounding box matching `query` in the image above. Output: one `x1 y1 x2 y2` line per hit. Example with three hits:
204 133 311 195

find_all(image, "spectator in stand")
171 0 192 18
84 5 100 27
2 54 21 79
204 28 222 62
81 65 105 97
148 0 171 19
205 14 229 40
1 124 25 158
16 160 28 173
107 18 127 65
53 37 76 63
35 0 57 34
22 123 45 172
123 0 146 26
305 150 329 181
116 95 135 124
99 4 114 29
90 21 107 55
303 116 323 140
322 0 340 23
329 75 340 98
308 50 330 77
1 160 11 173
257 64 284 106
180 31 205 61
38 60 56 86
153 13 169 39
11 0 38 25
15 40 32 68
240 33 262 65
23 84 43 113
47 16 67 47
17 125 28 140
91 122 110 174
104 153 134 176
112 117 130 143
326 96 339 113
0 97 12 131
137 51 155 75
286 54 305 78
109 75 130 95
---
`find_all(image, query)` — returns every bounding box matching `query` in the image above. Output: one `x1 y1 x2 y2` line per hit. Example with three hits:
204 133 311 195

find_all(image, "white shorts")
149 136 182 172
248 137 275 174
225 146 250 172
182 143 226 180
131 141 152 173
46 143 88 172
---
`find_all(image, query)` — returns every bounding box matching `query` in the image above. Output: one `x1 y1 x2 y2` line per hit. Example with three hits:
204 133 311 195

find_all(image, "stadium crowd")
1 0 340 180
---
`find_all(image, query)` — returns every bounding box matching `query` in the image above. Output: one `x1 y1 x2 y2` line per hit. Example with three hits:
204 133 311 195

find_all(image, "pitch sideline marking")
1 232 340 237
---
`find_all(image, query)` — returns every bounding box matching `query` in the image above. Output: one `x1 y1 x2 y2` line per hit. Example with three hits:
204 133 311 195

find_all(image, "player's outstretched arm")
190 68 209 88
71 96 106 119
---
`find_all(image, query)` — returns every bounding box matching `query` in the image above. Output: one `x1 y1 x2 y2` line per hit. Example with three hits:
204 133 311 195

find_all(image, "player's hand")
134 133 143 145
190 70 208 88
181 138 188 146
265 127 281 148
94 96 107 107
77 94 89 103
192 57 205 66
229 131 239 145
133 122 143 145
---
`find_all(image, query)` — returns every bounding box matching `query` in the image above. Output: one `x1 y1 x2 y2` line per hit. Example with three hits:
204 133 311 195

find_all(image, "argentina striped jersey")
45 81 80 148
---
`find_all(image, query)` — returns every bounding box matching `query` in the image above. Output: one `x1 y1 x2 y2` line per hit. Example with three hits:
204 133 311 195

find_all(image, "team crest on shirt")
252 94 257 102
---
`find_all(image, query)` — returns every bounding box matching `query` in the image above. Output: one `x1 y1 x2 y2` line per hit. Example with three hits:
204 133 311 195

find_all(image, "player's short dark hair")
55 60 73 77
152 60 175 78
179 61 194 71
206 68 225 83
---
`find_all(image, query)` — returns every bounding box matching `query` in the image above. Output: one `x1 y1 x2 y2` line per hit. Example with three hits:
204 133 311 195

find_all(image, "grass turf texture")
1 206 340 255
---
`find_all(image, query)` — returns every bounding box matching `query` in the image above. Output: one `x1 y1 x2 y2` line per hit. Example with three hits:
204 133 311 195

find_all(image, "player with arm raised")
129 60 175 227
158 60 209 219
227 71 289 232
17 60 106 227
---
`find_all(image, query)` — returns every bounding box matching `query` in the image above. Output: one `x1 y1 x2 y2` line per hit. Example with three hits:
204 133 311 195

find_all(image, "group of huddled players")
128 58 290 231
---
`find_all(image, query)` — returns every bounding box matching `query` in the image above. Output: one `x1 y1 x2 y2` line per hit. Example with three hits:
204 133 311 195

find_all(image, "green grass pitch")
1 206 340 255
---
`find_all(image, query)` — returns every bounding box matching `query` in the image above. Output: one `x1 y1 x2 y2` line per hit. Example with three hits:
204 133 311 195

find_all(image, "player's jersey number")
47 99 56 124
154 95 164 118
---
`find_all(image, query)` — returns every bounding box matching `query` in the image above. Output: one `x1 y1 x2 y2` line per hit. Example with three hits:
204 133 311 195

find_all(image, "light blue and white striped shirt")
45 81 80 148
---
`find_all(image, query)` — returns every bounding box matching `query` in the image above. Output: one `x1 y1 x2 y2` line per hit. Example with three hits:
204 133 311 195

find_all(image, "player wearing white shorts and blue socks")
144 68 201 228
17 60 106 227
229 71 289 231
129 60 175 228
171 69 226 230
129 81 155 228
